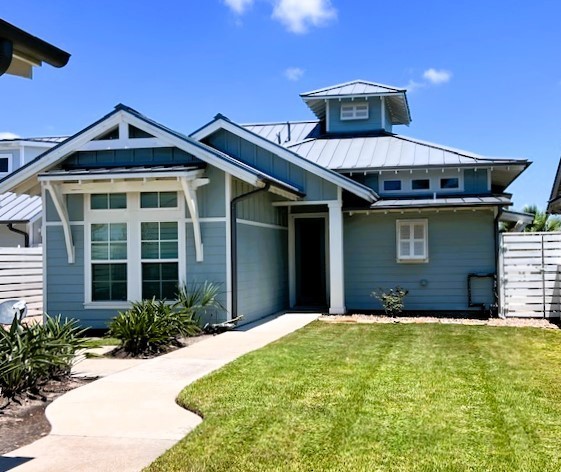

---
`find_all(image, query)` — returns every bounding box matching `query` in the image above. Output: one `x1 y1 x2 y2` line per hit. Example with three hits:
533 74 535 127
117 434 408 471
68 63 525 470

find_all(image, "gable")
204 128 338 201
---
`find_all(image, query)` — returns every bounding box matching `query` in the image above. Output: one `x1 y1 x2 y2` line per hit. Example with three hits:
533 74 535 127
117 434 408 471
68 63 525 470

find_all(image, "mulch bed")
0 376 94 455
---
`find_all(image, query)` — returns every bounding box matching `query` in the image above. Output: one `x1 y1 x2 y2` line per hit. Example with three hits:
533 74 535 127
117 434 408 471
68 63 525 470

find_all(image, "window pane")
141 242 159 259
400 242 410 256
111 264 127 280
92 283 110 301
110 223 127 241
92 264 110 279
92 263 127 301
109 193 127 209
91 194 108 210
161 282 178 299
112 282 127 301
141 222 159 240
413 241 425 256
400 224 411 240
160 222 178 240
160 242 178 259
384 180 401 191
140 192 159 208
160 192 177 208
0 158 9 173
110 242 127 260
91 224 108 242
142 262 160 280
161 262 178 279
441 178 459 189
142 282 161 300
91 243 109 260
413 224 425 239
412 179 430 190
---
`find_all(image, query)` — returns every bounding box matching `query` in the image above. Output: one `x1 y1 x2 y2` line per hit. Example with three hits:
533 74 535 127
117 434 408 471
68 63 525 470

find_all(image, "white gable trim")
190 118 378 203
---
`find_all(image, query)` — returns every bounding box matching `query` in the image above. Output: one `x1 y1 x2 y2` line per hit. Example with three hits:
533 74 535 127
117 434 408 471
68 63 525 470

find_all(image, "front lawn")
147 322 561 471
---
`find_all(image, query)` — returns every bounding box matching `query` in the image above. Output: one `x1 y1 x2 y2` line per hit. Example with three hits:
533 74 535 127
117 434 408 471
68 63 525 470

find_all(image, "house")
548 157 561 214
0 137 63 247
0 80 530 328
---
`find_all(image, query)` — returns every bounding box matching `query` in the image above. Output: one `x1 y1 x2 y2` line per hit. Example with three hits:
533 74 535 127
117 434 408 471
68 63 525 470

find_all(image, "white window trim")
0 154 13 176
84 191 186 308
396 219 428 263
340 102 369 121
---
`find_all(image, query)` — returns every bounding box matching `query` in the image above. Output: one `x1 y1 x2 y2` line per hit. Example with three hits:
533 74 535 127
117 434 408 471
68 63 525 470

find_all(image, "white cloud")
423 68 452 85
0 132 20 140
223 0 254 14
403 79 425 92
284 67 304 81
272 0 337 34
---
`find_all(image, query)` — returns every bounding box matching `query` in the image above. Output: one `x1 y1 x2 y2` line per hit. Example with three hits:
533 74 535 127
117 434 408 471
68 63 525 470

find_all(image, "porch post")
328 201 346 314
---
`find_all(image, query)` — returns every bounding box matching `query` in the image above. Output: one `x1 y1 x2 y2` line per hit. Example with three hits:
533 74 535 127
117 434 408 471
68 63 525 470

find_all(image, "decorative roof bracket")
44 182 74 264
180 177 208 262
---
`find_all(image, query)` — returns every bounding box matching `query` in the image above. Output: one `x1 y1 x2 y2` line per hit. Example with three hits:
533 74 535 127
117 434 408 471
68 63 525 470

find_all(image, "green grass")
82 337 121 349
147 322 561 472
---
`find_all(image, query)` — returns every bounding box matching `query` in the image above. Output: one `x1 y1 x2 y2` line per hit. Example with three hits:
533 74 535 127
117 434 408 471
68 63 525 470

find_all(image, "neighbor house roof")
0 19 70 78
300 80 411 125
548 155 561 214
0 192 41 223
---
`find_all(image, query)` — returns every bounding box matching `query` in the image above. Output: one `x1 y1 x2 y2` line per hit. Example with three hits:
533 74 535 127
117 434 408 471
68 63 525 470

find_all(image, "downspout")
7 223 29 247
230 183 270 320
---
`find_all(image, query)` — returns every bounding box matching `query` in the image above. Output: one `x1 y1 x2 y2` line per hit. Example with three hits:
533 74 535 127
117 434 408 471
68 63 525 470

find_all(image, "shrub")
108 298 179 356
0 316 86 400
372 287 409 316
108 282 223 357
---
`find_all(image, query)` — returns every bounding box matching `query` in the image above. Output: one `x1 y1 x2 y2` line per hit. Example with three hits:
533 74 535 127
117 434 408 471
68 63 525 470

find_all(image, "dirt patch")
0 376 94 455
320 314 561 330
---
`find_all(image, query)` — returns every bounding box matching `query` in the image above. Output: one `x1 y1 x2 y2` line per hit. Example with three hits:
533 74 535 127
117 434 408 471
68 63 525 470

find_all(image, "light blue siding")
62 147 201 168
237 224 288 323
205 130 338 201
328 98 384 134
233 178 288 226
185 221 228 323
46 193 83 222
464 169 489 194
195 166 226 218
344 210 496 311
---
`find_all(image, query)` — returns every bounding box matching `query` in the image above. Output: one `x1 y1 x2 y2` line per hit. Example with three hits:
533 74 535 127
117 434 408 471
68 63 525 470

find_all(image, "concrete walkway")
1 313 318 472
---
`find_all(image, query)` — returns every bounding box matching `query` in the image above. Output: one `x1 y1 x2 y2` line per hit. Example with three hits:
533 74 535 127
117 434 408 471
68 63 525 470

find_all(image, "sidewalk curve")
1 313 318 472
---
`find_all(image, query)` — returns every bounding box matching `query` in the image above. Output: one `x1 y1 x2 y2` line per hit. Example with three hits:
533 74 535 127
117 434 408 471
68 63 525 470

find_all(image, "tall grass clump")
0 315 86 402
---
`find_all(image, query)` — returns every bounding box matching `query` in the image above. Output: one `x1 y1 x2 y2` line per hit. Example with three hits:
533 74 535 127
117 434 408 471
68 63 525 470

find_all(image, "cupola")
300 80 411 134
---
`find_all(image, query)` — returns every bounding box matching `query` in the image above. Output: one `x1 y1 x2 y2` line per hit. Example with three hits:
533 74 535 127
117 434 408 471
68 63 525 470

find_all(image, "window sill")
396 258 429 264
83 301 131 310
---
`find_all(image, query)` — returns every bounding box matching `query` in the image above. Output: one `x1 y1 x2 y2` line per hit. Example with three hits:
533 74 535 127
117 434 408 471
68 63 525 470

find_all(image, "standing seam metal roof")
0 192 41 222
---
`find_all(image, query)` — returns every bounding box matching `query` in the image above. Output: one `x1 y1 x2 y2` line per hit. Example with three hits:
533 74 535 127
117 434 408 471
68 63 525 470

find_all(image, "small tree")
371 287 408 316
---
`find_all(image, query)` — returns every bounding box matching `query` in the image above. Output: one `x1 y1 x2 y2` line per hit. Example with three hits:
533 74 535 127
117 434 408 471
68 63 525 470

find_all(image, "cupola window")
340 103 369 121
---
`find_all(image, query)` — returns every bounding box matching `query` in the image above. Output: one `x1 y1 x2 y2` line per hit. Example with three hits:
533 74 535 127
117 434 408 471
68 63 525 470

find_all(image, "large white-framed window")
84 190 185 308
0 154 12 176
396 219 428 263
340 103 369 121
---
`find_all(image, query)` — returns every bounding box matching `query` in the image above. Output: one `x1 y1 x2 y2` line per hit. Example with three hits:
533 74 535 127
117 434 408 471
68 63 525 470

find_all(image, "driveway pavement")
1 313 318 472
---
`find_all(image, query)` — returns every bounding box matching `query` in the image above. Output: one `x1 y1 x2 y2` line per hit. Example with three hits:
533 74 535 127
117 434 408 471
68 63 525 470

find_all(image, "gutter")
230 183 270 320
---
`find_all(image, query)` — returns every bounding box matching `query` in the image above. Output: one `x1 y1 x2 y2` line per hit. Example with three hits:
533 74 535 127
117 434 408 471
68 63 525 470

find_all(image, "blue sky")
1 0 561 209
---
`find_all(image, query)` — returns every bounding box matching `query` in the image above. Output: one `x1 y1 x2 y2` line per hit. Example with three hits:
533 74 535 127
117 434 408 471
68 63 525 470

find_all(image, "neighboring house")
0 80 530 328
0 137 63 246
548 157 561 214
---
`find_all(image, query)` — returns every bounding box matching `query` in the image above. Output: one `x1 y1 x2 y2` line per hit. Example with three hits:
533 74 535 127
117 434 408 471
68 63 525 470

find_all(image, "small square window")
0 157 10 173
397 220 428 263
412 179 430 190
141 192 178 209
383 180 402 191
440 178 459 189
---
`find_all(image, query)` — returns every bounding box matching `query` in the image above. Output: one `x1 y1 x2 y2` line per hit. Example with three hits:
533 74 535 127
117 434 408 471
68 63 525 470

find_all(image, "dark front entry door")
295 218 327 307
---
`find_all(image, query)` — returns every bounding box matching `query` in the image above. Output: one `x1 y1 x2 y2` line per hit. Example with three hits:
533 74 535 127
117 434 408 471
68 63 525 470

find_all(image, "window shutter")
397 220 428 262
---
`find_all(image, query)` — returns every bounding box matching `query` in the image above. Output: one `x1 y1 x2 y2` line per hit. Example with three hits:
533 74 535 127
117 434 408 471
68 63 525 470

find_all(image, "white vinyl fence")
499 232 561 318
0 247 42 317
